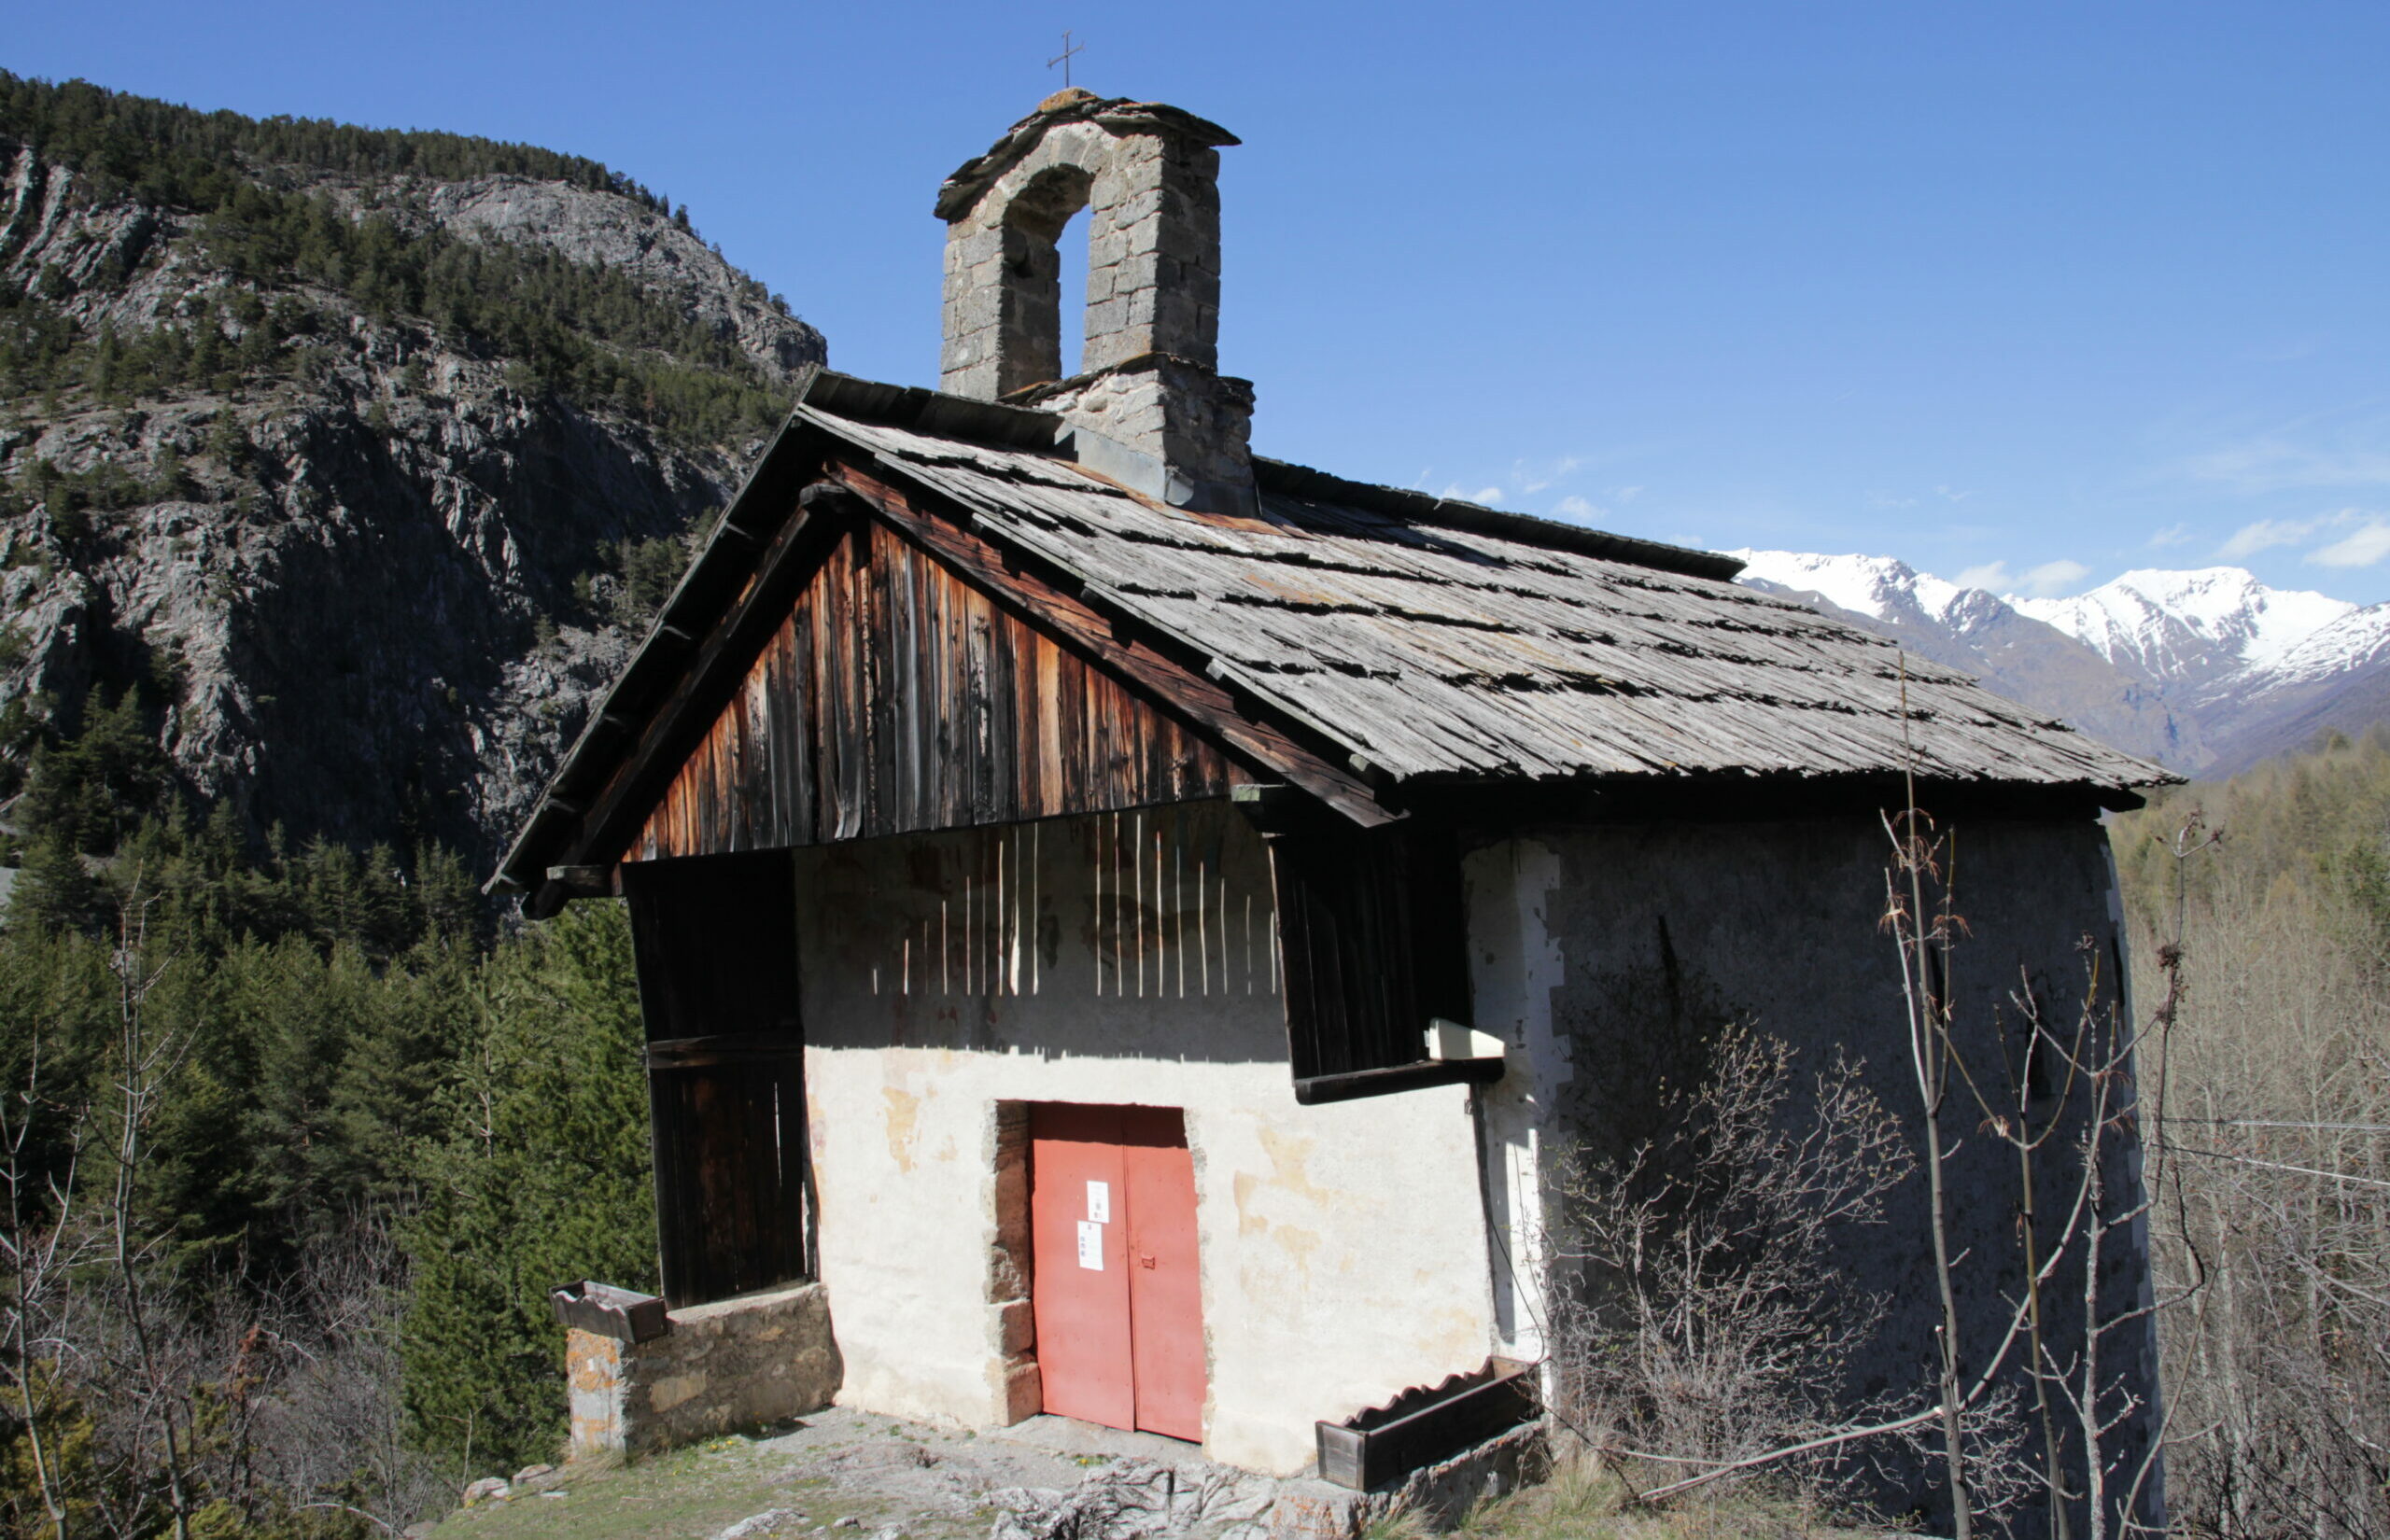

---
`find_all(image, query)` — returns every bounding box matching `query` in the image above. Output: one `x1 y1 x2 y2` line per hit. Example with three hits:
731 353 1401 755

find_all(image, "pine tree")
401 903 654 1474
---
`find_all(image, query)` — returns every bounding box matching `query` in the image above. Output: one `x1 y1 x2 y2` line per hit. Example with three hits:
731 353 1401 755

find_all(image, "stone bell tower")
936 90 1256 513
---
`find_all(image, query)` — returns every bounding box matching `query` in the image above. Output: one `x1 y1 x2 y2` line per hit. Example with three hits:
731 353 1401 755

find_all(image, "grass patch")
1451 1451 1888 1540
425 1438 888 1540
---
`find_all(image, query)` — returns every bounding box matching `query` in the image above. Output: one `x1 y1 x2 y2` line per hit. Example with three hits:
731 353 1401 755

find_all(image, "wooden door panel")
1268 818 1468 1083
1121 1108 1205 1441
649 1057 807 1306
623 850 808 1308
1029 1105 1134 1431
623 850 803 1041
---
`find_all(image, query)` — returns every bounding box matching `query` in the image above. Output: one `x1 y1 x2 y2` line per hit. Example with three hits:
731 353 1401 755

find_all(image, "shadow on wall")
793 800 1289 1066
1552 916 1744 1170
1527 816 2152 1538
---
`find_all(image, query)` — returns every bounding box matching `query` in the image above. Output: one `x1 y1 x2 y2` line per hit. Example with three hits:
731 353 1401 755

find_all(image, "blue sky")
16 2 2390 602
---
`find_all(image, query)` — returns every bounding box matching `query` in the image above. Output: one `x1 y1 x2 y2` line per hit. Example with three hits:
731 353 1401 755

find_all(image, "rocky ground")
424 1408 1318 1540
420 1408 1884 1540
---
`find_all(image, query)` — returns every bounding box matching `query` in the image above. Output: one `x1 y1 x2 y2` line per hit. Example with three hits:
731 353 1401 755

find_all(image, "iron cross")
1047 30 1085 88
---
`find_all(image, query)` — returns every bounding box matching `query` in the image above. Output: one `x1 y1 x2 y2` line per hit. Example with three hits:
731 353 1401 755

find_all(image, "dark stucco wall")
1467 814 2161 1537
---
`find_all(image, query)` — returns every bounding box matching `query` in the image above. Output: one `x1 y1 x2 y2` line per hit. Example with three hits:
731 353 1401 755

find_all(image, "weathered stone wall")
1465 816 2160 1537
936 96 1252 508
792 800 1499 1477
566 1282 842 1460
939 116 1222 399
1023 357 1257 505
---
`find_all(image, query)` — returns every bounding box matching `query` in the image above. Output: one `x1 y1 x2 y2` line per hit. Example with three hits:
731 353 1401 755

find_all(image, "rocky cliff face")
0 132 823 871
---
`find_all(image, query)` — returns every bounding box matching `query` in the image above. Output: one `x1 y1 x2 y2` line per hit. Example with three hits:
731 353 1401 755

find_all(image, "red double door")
1028 1104 1206 1442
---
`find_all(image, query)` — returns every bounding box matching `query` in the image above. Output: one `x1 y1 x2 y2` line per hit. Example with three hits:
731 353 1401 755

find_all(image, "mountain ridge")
1732 549 2390 776
0 72 825 870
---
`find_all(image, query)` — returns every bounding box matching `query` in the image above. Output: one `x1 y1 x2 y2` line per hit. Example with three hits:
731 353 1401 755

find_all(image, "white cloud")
1435 483 1505 505
2309 519 2390 568
2207 506 2390 566
1953 562 2011 590
2018 559 2090 596
2183 437 2390 494
1516 455 1581 494
1934 485 1976 503
2218 516 2325 559
1553 495 1604 522
2147 523 2192 549
1612 484 1645 503
2171 399 2390 489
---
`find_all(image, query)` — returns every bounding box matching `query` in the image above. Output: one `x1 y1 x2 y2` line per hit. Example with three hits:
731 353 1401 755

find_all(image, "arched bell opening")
994 163 1094 395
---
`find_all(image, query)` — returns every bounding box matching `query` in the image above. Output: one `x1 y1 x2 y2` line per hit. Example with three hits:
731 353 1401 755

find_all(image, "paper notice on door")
1076 1220 1104 1270
1085 1180 1111 1224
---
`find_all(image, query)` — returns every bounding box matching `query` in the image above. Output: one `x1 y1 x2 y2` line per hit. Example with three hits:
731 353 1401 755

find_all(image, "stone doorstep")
563 1282 1540 1532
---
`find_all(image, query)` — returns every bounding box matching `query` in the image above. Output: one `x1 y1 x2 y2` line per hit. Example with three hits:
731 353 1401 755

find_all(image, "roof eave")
485 370 2179 906
1394 764 2172 823
484 385 831 900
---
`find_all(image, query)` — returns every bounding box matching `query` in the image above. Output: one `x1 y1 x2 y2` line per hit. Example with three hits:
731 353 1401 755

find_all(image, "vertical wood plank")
631 499 1238 861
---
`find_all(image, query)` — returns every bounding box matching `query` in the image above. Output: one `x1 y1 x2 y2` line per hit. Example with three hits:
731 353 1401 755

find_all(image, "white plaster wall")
1462 838 1568 1364
793 801 1497 1476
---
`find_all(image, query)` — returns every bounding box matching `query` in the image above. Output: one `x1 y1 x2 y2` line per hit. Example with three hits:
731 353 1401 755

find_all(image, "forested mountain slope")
2109 729 2390 1533
0 74 823 868
0 75 803 1535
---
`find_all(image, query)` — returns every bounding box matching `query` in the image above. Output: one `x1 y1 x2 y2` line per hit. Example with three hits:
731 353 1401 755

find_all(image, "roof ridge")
801 367 1064 451
798 370 1745 585
1252 458 1745 584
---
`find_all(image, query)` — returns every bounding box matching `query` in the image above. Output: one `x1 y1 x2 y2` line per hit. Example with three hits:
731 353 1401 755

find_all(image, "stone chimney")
936 91 1256 512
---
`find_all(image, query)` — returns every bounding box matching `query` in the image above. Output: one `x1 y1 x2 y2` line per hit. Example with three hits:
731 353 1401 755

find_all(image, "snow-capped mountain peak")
2259 603 2390 688
1722 549 2390 777
1729 550 1973 626
2011 567 2355 685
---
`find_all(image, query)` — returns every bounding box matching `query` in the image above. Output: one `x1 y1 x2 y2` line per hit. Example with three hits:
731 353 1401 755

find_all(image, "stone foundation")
1365 1420 1551 1530
566 1282 842 1460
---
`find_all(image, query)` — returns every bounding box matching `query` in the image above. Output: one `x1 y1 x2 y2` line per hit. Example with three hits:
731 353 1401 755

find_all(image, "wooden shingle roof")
488 371 2170 903
811 408 2165 791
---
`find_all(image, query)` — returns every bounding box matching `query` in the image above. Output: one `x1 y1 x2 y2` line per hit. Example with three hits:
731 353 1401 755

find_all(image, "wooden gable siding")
634 514 1235 861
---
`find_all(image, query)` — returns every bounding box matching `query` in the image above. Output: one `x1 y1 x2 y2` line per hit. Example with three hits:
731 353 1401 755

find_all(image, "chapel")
495 90 2167 1531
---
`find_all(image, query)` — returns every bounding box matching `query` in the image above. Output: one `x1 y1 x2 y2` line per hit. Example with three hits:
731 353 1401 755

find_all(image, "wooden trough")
1315 1356 1540 1491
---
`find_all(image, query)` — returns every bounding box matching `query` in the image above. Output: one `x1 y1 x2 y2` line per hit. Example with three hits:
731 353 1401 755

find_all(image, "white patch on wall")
1085 1180 1111 1223
1076 1219 1104 1270
1466 838 1569 1363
